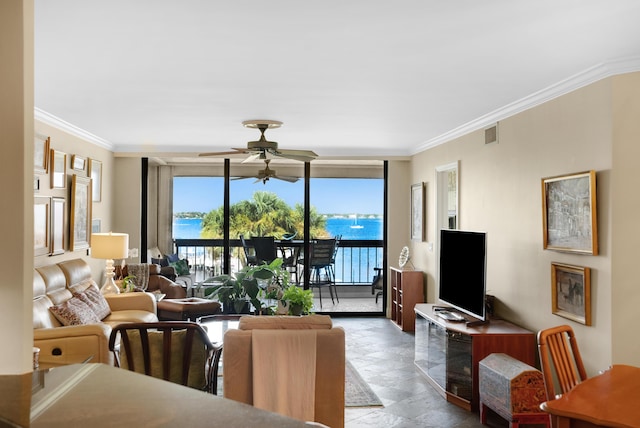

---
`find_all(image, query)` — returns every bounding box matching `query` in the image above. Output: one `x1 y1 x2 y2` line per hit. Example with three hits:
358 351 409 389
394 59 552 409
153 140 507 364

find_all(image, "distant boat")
350 214 364 229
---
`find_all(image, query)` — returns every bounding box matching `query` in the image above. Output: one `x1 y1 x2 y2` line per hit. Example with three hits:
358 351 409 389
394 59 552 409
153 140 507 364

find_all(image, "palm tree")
201 191 328 239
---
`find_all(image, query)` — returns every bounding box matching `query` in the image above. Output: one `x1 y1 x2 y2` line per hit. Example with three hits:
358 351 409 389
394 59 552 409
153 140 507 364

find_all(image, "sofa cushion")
49 296 101 326
74 282 112 320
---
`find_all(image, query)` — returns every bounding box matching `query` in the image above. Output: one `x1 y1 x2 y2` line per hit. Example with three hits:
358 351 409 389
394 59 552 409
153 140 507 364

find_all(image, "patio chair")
309 239 338 308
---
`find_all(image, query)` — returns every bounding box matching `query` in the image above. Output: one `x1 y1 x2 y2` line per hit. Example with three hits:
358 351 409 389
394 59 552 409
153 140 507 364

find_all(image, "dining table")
540 364 640 428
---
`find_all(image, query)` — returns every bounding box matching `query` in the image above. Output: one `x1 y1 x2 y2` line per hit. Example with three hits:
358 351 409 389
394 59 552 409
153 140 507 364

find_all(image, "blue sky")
173 177 383 215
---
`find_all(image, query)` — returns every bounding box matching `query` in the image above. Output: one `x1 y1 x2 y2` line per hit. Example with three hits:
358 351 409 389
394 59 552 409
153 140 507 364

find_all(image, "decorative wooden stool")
479 353 550 428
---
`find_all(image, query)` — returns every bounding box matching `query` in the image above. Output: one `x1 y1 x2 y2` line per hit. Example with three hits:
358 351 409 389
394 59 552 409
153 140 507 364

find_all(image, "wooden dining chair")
537 324 588 400
109 321 223 394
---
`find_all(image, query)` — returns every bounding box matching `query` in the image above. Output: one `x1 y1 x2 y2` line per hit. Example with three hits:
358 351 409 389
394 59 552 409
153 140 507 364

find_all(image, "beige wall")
410 75 640 374
610 72 640 365
0 0 34 379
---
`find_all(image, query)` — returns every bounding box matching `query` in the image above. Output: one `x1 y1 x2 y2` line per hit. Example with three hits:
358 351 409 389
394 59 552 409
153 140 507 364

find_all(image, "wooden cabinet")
390 267 424 332
414 303 536 412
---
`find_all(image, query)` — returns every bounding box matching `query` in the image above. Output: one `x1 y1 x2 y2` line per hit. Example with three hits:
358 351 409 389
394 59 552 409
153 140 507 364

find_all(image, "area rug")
345 360 383 407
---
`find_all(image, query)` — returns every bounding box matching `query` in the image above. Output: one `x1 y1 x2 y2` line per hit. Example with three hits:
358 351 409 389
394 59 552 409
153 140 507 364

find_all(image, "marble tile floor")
332 317 532 428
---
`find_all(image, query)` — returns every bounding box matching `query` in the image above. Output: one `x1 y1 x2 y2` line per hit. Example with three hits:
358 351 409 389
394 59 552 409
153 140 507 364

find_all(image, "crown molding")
413 56 640 154
34 107 114 150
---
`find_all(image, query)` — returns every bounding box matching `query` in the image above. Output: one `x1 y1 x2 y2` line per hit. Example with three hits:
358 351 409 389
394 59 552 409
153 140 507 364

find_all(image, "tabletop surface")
541 364 640 427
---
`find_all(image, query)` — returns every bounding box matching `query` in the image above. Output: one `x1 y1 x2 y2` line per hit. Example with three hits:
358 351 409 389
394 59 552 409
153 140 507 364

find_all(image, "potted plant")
204 258 292 314
281 285 314 315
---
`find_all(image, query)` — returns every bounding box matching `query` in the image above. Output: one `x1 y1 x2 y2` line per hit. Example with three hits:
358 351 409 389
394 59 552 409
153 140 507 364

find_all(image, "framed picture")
92 218 101 233
34 196 50 256
50 149 67 189
411 182 426 241
551 262 591 326
88 158 102 202
70 175 92 251
71 154 86 171
34 134 50 173
542 170 598 255
50 197 66 255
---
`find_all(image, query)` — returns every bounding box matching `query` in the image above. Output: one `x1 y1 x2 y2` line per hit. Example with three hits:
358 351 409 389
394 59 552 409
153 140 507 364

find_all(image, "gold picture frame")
542 170 598 255
34 196 50 256
51 197 66 255
34 134 50 173
551 262 591 326
70 175 92 251
411 182 426 241
88 158 102 202
71 154 86 171
50 149 67 189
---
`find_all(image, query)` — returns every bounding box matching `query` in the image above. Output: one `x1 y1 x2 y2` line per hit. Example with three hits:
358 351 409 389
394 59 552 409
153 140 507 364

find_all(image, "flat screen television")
438 229 487 321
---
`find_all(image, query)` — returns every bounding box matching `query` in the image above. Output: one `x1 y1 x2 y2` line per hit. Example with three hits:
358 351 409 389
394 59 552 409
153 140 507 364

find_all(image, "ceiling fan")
199 120 317 162
235 159 299 184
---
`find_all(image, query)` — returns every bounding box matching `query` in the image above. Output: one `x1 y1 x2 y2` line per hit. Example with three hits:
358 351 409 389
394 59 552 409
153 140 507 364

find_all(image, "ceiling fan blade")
272 175 299 183
241 153 262 163
272 148 317 162
199 148 248 157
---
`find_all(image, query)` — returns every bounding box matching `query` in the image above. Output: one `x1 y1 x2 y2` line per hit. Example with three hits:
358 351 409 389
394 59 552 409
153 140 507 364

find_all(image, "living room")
4 1 640 426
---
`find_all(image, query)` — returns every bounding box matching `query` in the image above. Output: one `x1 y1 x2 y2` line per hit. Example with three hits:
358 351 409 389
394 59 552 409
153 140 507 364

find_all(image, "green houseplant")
205 258 291 314
281 285 314 315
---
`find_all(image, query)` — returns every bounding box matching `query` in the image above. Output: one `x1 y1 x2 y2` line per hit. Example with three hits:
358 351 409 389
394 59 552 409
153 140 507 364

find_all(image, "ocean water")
173 217 383 240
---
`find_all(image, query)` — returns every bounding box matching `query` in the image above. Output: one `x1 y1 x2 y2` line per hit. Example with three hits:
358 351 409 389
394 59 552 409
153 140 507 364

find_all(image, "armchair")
223 315 345 428
121 263 187 299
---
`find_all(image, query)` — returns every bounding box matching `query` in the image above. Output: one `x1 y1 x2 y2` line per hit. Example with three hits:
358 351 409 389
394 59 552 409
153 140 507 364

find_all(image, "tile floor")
333 317 521 428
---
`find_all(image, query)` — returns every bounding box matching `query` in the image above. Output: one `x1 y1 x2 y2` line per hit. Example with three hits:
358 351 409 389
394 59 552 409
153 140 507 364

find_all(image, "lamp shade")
91 232 129 259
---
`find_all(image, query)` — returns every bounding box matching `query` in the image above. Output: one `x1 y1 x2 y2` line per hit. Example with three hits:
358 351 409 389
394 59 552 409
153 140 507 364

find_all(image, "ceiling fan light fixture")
242 119 283 129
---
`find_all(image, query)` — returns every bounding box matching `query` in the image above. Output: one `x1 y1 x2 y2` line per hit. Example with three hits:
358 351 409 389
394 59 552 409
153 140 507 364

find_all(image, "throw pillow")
49 297 101 326
170 259 190 276
151 257 169 267
74 284 112 320
166 253 180 263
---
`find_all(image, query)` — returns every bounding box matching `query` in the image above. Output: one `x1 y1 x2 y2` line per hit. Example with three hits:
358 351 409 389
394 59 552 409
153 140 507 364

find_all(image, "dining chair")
309 239 338 308
109 321 223 394
240 234 258 266
251 236 278 264
537 324 588 400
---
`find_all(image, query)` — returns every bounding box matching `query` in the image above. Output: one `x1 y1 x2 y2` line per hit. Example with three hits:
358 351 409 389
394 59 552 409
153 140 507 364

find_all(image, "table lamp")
91 232 129 295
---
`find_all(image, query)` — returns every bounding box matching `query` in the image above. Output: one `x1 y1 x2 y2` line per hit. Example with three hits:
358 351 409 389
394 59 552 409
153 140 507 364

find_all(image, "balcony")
173 238 383 285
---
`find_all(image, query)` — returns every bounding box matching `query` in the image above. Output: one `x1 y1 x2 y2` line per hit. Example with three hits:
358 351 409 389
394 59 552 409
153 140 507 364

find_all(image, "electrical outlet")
128 248 139 258
427 242 434 252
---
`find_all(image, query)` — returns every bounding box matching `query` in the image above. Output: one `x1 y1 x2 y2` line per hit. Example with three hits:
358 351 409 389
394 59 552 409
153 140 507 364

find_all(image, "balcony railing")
173 238 383 286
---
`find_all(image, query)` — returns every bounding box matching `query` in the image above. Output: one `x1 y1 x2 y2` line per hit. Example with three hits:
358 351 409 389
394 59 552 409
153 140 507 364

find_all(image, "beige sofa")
223 315 345 428
33 258 158 367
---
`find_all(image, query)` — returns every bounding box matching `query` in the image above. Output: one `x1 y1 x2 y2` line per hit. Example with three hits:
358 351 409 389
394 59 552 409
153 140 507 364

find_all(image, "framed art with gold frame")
551 262 591 326
70 175 92 251
51 197 66 255
542 170 598 255
88 158 102 202
50 149 67 189
34 196 50 256
34 134 50 173
71 154 86 171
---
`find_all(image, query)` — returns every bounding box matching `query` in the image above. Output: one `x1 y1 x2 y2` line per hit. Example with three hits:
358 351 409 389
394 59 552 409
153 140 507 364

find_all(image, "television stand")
414 303 535 412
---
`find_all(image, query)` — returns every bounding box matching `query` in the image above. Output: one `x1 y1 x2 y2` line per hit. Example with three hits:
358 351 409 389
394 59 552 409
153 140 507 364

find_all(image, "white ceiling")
34 1 640 160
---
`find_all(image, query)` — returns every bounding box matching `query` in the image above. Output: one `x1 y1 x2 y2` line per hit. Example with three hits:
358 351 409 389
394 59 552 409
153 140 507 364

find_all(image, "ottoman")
157 298 222 321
